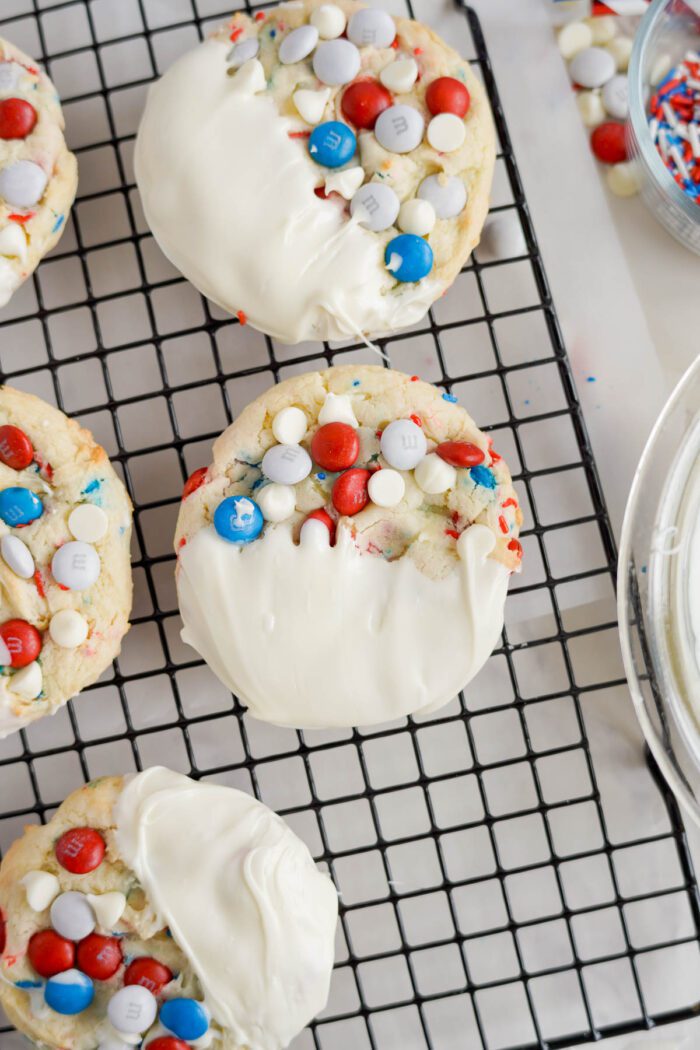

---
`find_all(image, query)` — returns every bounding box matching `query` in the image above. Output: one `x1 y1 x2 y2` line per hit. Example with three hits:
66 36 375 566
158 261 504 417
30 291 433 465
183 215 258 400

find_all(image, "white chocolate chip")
325 166 365 199
414 454 456 495
607 160 640 197
557 21 593 60
87 891 127 931
0 223 27 263
300 518 331 548
651 52 672 86
398 198 436 236
576 89 605 127
310 4 346 40
69 503 109 543
50 609 89 649
1 533 35 578
427 113 466 153
318 392 358 428
229 58 266 94
272 406 307 444
257 483 296 523
9 661 42 700
22 870 60 912
606 35 633 73
293 87 331 125
379 57 418 94
585 15 617 45
368 469 405 508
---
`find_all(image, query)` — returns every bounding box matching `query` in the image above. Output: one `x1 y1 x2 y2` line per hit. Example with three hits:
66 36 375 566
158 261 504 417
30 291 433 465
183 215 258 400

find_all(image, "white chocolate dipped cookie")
0 766 338 1050
0 385 132 738
0 37 78 309
175 366 523 729
135 0 495 345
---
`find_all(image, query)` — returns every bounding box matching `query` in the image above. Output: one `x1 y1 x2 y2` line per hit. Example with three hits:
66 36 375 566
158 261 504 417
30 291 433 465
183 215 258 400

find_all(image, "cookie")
0 767 338 1050
0 386 132 738
135 0 495 344
175 365 522 728
0 38 78 309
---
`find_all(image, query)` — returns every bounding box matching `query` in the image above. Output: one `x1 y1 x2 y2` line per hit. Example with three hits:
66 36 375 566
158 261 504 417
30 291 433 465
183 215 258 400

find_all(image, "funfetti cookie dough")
0 767 338 1050
0 38 78 308
135 0 495 345
0 386 132 738
175 366 523 729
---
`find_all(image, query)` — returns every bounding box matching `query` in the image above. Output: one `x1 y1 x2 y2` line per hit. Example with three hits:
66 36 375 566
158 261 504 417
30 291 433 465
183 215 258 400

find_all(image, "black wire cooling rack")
1 1 700 1047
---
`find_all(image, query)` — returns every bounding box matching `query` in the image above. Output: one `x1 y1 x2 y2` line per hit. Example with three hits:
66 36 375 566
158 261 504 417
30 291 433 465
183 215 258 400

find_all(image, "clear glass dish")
618 355 700 825
627 0 700 254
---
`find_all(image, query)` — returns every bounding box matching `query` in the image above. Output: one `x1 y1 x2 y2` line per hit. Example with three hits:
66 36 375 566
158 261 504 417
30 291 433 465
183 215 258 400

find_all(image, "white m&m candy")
602 74 628 119
427 113 466 153
414 454 456 494
347 8 396 49
52 541 100 591
279 25 319 65
108 985 158 1035
0 161 48 208
258 483 296 523
272 406 307 445
380 58 418 95
368 469 405 508
262 443 312 485
68 504 108 543
310 4 346 39
481 213 526 260
398 198 436 236
313 39 361 86
350 183 400 232
228 38 259 68
1 533 35 579
50 609 89 649
51 891 96 941
380 419 427 471
375 105 424 154
417 174 467 219
569 46 616 89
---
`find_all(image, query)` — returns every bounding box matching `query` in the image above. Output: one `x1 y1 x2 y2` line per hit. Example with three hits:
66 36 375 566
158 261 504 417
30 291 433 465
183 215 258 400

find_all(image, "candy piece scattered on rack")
647 53 700 204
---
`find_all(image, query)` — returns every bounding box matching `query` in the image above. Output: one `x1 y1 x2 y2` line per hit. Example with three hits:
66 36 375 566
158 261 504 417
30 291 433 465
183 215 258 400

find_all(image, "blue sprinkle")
352 379 361 387
316 472 326 481
586 376 596 383
270 28 276 37
442 393 458 403
15 980 43 989
51 214 64 234
524 399 530 405
641 565 647 574
470 465 496 490
82 479 101 494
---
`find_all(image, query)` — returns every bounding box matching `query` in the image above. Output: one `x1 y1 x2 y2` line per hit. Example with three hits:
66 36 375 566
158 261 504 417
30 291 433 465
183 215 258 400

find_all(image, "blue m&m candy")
0 486 43 527
160 998 210 1041
44 969 94 1015
308 121 356 168
384 234 433 283
213 495 263 544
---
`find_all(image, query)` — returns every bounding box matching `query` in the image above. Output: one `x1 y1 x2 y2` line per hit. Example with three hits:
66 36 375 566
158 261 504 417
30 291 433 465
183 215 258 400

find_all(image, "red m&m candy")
311 423 359 472
0 98 38 140
55 827 106 874
182 467 207 500
28 929 75 978
0 619 41 668
76 933 122 980
147 1040 191 1050
341 80 392 129
426 77 470 118
591 121 628 164
332 468 371 516
435 441 485 468
0 425 34 470
124 956 173 996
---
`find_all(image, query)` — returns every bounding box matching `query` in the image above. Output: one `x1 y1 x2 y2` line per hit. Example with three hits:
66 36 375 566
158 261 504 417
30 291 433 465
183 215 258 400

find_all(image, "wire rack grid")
0 1 699 1048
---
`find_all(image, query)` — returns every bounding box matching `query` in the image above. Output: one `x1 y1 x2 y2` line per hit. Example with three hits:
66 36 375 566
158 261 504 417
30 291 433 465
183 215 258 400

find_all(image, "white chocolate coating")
115 767 338 1050
135 38 436 345
177 521 509 728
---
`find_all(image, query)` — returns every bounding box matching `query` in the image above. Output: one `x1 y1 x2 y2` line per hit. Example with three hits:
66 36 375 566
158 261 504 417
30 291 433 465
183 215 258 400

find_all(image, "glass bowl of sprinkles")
627 0 700 253
618 355 700 825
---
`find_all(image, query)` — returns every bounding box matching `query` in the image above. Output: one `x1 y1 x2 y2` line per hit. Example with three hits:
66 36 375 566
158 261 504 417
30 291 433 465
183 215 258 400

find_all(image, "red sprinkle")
410 375 419 382
288 130 311 139
0 619 41 668
436 441 485 468
178 537 187 549
410 414 423 427
445 528 460 540
255 10 266 20
7 212 34 224
76 934 123 981
490 450 502 463
498 515 509 534
33 570 46 599
311 422 359 472
0 98 37 140
508 538 523 557
229 26 243 41
0 424 34 470
502 497 517 509
414 47 423 56
236 310 248 325
305 507 336 544
124 956 174 996
55 827 106 874
28 930 75 978
332 469 371 517
182 466 207 500
391 39 399 49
